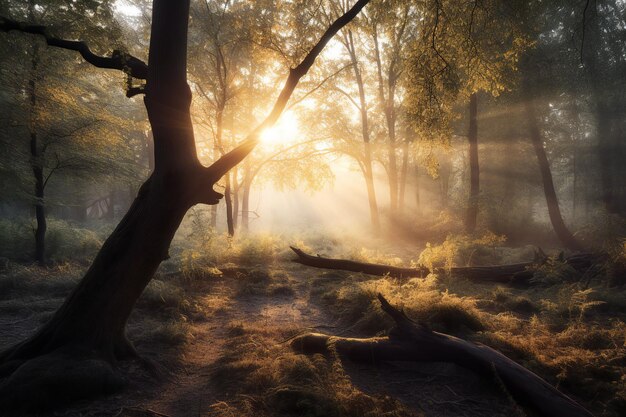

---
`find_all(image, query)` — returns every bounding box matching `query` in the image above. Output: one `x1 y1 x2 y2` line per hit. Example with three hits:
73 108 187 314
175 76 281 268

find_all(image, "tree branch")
204 0 371 185
0 16 148 79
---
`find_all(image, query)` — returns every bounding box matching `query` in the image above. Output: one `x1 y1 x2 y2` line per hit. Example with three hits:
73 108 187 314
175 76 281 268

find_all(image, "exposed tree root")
291 294 594 417
290 246 598 284
0 346 125 415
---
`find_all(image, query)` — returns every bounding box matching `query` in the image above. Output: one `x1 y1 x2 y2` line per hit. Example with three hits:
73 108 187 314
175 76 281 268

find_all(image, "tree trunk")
224 172 235 236
363 143 380 232
524 93 583 251
292 295 594 417
27 42 47 266
0 0 200 409
232 167 239 231
582 5 620 215
414 164 421 214
0 0 372 411
31 133 46 266
372 25 399 215
398 140 409 212
242 175 251 231
105 190 115 220
465 93 479 234
345 29 380 233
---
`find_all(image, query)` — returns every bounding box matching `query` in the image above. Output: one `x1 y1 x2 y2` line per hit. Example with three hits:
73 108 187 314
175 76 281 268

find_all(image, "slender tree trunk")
414 164 421 214
439 153 451 209
28 41 46 266
465 93 479 234
232 167 239 231
105 190 115 220
31 133 46 265
582 3 620 214
224 173 234 236
345 30 380 233
209 147 218 229
363 144 380 232
524 94 583 251
241 161 251 231
372 27 398 214
399 140 409 212
242 178 251 231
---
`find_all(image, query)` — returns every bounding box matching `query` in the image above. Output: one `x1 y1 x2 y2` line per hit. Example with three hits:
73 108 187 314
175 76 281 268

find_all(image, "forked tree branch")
0 16 148 79
205 0 371 183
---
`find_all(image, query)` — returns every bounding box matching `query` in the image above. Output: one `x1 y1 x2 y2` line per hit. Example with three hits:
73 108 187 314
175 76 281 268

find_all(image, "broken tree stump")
291 294 594 417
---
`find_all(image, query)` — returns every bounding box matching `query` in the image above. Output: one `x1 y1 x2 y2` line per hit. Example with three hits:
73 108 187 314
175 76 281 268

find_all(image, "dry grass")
206 320 419 417
309 268 626 416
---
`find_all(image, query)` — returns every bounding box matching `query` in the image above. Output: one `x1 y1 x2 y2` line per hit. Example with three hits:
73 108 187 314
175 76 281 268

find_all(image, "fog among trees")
0 1 624 416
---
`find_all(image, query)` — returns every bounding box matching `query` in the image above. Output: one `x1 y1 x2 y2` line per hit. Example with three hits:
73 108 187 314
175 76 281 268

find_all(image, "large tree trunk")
3 0 196 355
0 0 371 411
292 295 594 417
524 93 583 251
0 1 202 410
465 92 479 234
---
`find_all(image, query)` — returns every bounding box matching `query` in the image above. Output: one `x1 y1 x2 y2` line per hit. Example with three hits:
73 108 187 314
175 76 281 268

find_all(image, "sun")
260 111 300 145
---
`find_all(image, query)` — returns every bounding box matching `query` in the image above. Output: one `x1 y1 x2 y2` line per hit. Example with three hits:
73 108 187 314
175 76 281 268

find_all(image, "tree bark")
292 295 594 417
465 93 479 234
232 167 239 231
0 0 372 410
27 21 46 266
524 93 583 251
224 173 235 236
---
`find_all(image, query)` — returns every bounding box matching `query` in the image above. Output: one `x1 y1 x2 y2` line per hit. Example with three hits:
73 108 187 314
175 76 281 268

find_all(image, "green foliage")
0 217 104 262
45 219 103 262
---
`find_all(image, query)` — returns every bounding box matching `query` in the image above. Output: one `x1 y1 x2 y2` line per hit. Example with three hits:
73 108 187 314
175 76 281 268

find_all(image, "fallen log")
291 294 594 417
289 246 429 278
289 246 430 278
290 246 599 284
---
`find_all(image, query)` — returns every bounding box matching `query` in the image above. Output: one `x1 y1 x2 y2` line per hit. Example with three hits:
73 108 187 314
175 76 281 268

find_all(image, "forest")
0 0 625 416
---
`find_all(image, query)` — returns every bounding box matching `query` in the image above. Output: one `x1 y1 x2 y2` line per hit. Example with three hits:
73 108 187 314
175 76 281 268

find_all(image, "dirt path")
1 262 523 417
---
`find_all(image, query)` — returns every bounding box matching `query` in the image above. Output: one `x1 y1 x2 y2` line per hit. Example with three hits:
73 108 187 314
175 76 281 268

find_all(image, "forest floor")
0 236 625 417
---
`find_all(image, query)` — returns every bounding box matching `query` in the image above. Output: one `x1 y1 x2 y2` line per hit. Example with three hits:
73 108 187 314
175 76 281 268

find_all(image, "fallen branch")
290 246 429 278
291 294 594 417
290 246 599 284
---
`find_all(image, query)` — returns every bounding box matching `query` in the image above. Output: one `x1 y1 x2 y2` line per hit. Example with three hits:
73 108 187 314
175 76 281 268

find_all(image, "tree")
0 0 371 410
404 0 530 233
0 0 127 264
331 1 381 233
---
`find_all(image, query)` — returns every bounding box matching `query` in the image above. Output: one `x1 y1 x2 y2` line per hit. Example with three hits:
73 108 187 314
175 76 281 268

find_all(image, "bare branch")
204 0 371 184
0 16 148 79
